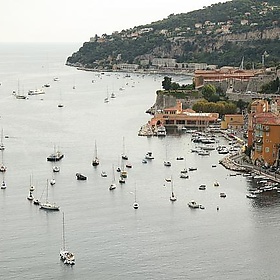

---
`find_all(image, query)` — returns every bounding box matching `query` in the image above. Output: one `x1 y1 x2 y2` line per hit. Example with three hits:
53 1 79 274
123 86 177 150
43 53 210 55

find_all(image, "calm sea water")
0 43 280 280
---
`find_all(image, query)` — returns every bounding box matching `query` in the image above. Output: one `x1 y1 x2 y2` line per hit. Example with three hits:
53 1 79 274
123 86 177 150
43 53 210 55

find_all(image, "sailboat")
29 174 35 191
133 184 139 209
60 212 75 265
47 145 64 162
33 181 40 205
1 172 6 189
0 128 5 151
163 141 171 167
120 158 127 179
104 87 109 103
14 79 27 99
109 164 116 190
169 177 177 202
0 150 7 172
121 136 128 160
92 141 99 166
27 190 34 201
40 179 60 211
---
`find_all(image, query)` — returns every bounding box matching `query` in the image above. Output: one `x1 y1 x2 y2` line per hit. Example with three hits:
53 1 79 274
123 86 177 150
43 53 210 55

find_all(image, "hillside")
66 0 280 70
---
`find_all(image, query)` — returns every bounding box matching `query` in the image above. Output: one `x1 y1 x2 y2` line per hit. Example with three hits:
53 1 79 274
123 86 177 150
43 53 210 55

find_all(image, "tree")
162 77 172 90
201 84 217 101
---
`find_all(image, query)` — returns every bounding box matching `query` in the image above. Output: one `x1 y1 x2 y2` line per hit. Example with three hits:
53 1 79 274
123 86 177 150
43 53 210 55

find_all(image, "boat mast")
62 212 66 251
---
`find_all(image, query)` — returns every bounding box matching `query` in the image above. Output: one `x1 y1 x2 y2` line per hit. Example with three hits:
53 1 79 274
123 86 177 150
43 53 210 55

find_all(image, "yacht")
145 151 154 160
28 88 45 95
157 126 166 136
164 160 171 167
188 200 200 208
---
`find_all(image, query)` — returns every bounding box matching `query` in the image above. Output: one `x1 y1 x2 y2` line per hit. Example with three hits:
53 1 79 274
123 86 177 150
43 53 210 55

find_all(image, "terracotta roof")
254 112 280 125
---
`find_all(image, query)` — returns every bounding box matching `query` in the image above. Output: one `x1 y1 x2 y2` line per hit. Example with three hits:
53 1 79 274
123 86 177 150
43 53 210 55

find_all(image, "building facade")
150 101 219 129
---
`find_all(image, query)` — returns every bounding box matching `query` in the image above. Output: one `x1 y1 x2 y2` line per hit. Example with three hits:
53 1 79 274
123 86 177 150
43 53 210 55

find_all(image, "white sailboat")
29 174 35 191
109 164 116 190
40 179 60 211
14 79 27 99
170 177 177 202
60 212 75 265
121 136 128 160
1 172 6 189
27 190 34 201
33 181 40 205
163 140 171 166
104 87 109 103
0 150 7 172
92 140 99 166
0 128 5 151
133 184 139 209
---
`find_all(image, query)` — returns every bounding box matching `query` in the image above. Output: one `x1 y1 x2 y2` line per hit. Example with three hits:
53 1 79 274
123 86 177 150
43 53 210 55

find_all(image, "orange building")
194 68 261 88
250 112 280 166
247 99 269 146
151 101 219 129
221 114 244 130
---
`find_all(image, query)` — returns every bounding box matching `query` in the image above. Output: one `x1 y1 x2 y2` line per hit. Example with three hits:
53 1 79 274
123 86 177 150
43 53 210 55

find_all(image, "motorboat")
180 174 189 179
142 159 148 164
189 167 197 171
180 168 188 174
76 173 87 180
53 166 60 172
47 150 64 162
157 125 166 137
40 201 60 211
119 176 125 184
101 171 107 177
198 150 210 156
220 192 227 198
145 151 154 160
126 163 132 168
188 200 200 208
33 198 40 205
176 157 184 160
121 170 127 178
246 193 257 199
164 160 171 167
28 88 45 95
214 181 219 187
199 184 206 190
109 183 116 190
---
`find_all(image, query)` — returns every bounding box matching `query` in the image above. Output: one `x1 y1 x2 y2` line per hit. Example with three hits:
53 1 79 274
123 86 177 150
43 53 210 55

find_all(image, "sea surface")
0 43 280 280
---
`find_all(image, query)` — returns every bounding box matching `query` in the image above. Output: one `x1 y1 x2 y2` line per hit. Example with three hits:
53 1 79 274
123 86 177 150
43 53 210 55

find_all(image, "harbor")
1 43 280 280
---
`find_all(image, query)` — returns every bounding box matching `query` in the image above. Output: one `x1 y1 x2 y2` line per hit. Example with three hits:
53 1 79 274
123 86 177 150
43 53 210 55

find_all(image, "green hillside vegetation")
67 0 280 69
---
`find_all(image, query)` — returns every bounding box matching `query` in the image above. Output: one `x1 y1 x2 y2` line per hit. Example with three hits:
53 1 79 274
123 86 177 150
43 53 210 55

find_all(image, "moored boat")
28 88 45 95
76 173 87 180
188 200 200 208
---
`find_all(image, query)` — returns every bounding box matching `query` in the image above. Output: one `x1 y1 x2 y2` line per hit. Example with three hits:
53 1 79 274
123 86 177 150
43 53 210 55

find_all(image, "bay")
0 43 279 280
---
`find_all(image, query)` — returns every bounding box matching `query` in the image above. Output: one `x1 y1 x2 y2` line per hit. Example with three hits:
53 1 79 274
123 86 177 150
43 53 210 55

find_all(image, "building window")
265 147 269 153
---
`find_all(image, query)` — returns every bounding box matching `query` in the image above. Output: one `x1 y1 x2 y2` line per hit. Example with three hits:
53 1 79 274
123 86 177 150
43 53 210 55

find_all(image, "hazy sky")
1 0 230 43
